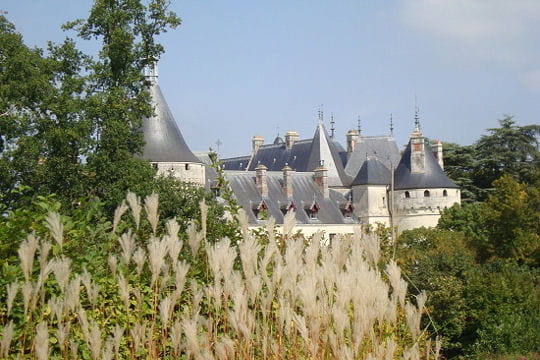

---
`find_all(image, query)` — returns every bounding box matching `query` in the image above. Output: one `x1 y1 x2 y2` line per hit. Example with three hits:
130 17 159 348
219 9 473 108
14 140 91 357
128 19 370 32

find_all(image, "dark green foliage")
475 116 539 191
443 116 539 202
465 261 540 358
397 228 477 357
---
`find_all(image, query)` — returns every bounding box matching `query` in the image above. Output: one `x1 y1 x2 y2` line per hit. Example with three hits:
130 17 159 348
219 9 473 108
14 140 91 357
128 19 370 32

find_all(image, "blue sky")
2 0 539 158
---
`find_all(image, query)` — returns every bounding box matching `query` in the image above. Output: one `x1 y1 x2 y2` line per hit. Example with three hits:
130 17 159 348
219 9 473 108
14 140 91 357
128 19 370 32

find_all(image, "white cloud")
398 0 540 67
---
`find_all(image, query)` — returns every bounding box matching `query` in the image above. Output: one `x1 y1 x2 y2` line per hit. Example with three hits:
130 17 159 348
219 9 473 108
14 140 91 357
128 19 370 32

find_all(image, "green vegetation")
1 1 539 358
397 173 540 359
0 196 440 359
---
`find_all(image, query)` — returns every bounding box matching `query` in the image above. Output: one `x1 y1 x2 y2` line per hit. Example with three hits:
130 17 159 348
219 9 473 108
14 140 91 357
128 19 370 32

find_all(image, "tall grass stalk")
0 194 441 359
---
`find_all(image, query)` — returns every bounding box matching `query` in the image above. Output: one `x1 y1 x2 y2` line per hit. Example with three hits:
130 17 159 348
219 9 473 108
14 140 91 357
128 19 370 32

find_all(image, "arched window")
404 191 410 198
443 189 448 197
424 190 430 197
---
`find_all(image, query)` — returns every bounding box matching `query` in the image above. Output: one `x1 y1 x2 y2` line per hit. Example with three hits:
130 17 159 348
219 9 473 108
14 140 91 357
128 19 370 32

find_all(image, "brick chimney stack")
282 164 293 198
285 130 299 150
431 140 444 170
313 161 329 198
252 135 264 154
255 163 268 198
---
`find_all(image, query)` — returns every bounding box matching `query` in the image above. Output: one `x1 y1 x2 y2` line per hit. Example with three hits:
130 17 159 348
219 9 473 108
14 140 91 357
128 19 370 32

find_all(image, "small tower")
141 63 205 185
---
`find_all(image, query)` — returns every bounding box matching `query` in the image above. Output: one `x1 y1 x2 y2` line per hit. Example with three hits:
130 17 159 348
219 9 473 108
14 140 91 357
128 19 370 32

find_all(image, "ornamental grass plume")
0 321 14 358
113 200 128 232
45 211 63 250
6 282 18 316
1 192 441 359
18 233 38 281
144 192 159 235
126 191 142 230
35 321 49 360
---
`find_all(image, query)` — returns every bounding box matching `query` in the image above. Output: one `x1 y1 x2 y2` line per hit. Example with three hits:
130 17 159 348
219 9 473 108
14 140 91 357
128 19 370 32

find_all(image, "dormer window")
280 201 296 215
305 201 320 220
424 190 430 197
340 200 355 218
253 200 268 220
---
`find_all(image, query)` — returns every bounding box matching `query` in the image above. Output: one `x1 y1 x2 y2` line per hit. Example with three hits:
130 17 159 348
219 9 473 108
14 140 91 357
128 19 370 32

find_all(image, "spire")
390 113 394 136
330 113 335 138
317 104 324 125
357 115 362 136
414 96 421 132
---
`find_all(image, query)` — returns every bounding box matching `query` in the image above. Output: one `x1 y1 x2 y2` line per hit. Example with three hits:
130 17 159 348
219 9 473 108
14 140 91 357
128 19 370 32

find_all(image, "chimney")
346 129 359 158
410 128 425 174
313 161 329 198
255 163 268 198
282 164 293 198
285 130 299 150
431 140 444 170
252 135 264 154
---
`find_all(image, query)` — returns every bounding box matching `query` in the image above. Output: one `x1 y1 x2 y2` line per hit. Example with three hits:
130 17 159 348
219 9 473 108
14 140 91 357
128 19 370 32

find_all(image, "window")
253 201 268 220
185 164 190 170
281 201 296 215
443 189 448 197
405 191 410 198
305 202 320 220
424 190 430 197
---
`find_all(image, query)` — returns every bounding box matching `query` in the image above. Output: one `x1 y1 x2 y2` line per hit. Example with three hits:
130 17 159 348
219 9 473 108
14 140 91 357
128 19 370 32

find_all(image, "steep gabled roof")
141 81 201 164
394 141 458 190
223 123 350 186
351 156 391 186
305 123 351 187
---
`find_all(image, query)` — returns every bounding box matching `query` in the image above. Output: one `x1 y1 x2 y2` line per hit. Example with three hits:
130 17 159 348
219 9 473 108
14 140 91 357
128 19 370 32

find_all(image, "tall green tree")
474 116 539 192
0 15 92 209
64 0 181 210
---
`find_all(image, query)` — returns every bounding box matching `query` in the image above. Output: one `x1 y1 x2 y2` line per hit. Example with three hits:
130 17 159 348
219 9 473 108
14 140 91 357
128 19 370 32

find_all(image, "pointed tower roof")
351 156 391 186
141 70 201 164
394 140 458 190
306 123 350 186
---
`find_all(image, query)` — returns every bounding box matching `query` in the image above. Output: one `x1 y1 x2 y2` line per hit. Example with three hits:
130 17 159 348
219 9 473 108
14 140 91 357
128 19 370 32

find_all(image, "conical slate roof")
394 141 458 190
351 156 391 185
306 123 350 186
141 80 201 164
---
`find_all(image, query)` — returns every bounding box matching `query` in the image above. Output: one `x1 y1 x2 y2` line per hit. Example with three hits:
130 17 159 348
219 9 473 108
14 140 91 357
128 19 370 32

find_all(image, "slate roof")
344 136 400 178
141 81 202 164
221 155 251 171
394 141 459 190
351 156 391 186
225 171 355 224
222 124 351 187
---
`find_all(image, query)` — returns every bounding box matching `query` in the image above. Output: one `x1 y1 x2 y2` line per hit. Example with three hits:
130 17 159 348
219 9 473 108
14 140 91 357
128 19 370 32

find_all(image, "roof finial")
330 113 335 138
414 96 421 132
357 115 362 135
276 125 280 137
317 104 324 125
215 138 223 154
390 113 394 136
